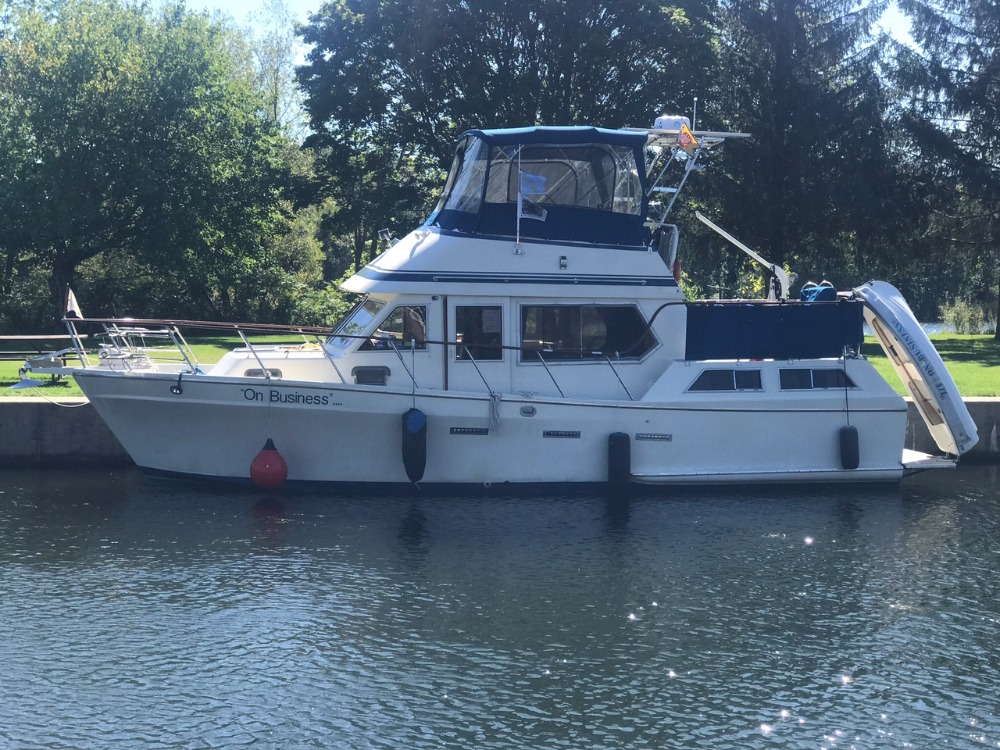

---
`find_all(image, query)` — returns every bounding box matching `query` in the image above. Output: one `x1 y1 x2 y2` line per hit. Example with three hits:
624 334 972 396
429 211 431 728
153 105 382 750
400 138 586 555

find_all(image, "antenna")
692 97 698 130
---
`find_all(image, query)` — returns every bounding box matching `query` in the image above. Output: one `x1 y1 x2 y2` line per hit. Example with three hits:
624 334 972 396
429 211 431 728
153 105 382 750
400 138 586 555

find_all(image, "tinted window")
456 306 503 361
734 370 763 390
689 370 736 391
780 368 857 389
812 369 856 388
779 369 813 389
688 369 763 392
521 305 655 361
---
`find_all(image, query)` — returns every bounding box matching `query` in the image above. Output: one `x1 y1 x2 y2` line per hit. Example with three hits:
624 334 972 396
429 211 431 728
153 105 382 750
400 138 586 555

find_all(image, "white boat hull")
76 368 910 488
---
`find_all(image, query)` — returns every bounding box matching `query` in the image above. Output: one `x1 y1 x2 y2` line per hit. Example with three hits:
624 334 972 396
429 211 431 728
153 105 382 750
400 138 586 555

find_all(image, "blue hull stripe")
355 267 679 288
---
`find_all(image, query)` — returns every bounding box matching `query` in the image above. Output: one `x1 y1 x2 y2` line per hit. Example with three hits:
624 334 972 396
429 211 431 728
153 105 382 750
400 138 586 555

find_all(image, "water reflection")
0 466 998 748
252 497 290 550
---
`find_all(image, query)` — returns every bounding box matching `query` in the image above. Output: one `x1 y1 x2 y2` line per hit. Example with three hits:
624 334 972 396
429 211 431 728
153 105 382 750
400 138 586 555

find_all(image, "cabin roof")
460 126 648 148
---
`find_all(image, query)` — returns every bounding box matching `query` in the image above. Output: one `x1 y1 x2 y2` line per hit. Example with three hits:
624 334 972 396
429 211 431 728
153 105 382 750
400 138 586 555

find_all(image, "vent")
244 368 282 378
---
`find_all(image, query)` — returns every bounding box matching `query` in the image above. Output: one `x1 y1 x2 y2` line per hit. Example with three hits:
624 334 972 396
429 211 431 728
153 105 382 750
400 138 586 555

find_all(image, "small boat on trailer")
61 121 977 490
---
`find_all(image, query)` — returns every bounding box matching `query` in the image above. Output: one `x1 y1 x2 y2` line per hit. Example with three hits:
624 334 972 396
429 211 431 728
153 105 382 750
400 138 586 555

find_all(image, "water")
1 467 998 749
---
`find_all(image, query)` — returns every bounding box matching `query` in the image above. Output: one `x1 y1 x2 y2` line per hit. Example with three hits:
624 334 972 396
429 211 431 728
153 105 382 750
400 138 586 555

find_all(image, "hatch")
854 281 978 456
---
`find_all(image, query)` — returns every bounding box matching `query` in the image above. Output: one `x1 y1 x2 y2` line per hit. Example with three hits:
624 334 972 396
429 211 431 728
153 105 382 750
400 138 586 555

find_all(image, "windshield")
327 298 386 350
435 136 490 216
485 143 642 214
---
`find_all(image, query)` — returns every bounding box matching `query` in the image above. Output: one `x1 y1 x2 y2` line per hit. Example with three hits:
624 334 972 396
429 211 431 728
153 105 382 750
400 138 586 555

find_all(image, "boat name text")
242 388 341 406
890 319 949 400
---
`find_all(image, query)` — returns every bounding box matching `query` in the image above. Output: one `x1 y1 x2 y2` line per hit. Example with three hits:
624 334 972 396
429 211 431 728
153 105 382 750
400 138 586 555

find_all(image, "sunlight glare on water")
0 465 998 748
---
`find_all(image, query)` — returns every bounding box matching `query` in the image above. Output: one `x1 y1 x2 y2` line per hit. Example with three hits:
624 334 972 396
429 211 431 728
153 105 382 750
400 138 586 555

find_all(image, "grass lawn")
862 333 1000 397
2 333 998 398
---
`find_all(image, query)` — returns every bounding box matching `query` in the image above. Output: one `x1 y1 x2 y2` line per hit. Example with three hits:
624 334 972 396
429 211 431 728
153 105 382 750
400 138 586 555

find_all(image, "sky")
188 0 320 27
193 0 914 43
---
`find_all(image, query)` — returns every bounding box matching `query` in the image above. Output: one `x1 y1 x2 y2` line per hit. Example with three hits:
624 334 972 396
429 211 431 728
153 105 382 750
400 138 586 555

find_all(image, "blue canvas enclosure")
427 128 650 247
684 300 865 360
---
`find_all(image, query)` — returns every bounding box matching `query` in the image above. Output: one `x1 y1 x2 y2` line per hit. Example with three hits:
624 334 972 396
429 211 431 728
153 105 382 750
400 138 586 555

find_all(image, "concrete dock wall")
905 398 999 462
1 396 998 465
1 397 129 464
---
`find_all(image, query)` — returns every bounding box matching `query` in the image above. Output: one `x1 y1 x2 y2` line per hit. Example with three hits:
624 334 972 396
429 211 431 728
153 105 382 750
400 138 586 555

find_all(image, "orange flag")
677 123 699 156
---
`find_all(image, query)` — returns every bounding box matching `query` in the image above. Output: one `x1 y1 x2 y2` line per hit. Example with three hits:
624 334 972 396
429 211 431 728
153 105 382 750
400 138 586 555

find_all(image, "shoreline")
1 396 998 466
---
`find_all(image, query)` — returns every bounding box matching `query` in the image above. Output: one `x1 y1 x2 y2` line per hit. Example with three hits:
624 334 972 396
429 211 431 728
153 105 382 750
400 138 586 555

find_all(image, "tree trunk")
995 270 999 341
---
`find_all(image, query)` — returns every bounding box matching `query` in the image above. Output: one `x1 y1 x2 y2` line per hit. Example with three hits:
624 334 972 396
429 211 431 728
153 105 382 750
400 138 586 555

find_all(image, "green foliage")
891 0 1000 331
291 283 358 327
0 0 314 329
701 0 908 292
940 300 997 336
2 0 998 336
297 0 717 267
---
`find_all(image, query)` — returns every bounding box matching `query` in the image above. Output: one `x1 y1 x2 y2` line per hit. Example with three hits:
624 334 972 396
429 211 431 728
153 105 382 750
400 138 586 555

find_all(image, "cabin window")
456 306 503 360
520 305 655 361
812 369 856 388
329 298 385 349
483 144 642 215
359 306 427 351
688 369 763 392
779 368 857 390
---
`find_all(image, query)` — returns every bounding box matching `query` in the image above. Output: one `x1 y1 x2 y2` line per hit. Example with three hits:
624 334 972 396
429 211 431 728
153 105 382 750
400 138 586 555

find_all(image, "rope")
490 391 501 431
12 387 90 408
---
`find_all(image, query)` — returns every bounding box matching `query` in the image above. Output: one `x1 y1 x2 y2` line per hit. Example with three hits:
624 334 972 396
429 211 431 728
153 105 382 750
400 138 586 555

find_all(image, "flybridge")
425 123 749 248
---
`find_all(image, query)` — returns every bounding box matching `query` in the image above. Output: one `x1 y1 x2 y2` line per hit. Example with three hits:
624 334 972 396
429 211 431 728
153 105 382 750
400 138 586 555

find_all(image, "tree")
0 0 302 327
297 0 717 266
249 0 308 140
894 0 1000 336
693 0 915 298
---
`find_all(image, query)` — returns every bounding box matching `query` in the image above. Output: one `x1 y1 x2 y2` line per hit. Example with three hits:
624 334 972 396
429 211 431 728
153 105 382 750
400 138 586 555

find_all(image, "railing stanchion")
536 351 565 398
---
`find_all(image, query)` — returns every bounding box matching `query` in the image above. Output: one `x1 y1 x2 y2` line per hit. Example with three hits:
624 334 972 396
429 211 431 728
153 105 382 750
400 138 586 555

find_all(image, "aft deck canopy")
427 127 651 247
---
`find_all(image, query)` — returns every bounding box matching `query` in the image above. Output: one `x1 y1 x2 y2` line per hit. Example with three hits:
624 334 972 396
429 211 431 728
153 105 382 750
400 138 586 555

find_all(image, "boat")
58 120 978 490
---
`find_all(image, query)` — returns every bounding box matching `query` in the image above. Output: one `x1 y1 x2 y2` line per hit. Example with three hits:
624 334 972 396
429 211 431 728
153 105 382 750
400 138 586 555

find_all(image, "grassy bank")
862 334 1000 397
2 333 998 398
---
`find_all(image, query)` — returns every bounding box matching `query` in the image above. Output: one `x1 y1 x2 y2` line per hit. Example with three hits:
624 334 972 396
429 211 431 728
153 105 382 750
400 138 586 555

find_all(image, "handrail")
461 345 494 394
602 354 633 400
237 329 271 383
387 339 419 389
58 315 675 401
535 351 565 397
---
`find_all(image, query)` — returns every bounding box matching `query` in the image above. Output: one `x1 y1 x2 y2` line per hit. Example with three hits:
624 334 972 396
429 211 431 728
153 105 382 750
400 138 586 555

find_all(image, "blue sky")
189 0 319 27
194 0 913 42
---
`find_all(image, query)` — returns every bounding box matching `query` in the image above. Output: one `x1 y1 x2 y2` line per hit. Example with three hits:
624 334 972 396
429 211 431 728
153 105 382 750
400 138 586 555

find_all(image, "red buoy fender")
251 437 288 489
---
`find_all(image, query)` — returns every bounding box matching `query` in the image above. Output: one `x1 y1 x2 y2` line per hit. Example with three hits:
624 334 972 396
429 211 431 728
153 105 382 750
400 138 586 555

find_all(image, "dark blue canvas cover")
685 300 864 361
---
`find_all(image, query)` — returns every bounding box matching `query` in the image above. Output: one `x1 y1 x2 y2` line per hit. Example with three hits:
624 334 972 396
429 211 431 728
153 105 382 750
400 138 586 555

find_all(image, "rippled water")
1 467 998 749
